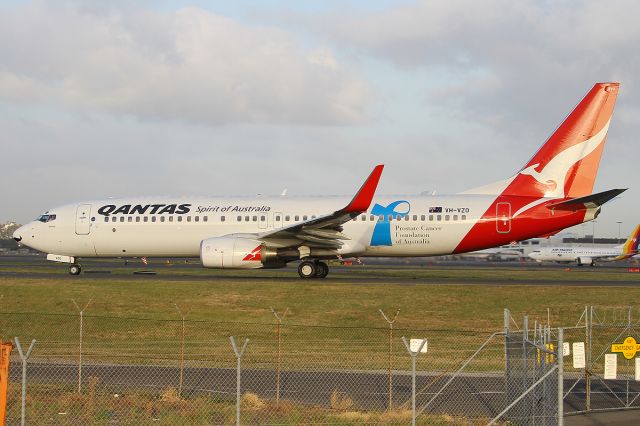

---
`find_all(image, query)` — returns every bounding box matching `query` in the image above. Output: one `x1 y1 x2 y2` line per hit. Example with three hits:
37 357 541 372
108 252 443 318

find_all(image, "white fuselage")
528 246 623 263
17 194 505 259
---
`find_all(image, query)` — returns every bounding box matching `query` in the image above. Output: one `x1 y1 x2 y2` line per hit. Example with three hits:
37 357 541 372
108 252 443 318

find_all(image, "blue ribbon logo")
370 200 410 246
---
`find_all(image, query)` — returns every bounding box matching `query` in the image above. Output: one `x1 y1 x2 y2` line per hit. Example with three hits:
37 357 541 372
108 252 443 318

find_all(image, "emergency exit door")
75 204 92 235
496 202 511 233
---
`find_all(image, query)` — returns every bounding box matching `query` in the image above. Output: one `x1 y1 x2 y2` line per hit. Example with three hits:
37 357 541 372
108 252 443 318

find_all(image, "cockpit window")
37 214 57 223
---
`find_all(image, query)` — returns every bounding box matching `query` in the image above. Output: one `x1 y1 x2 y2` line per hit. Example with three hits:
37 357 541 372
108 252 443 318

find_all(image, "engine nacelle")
576 256 593 266
200 237 265 269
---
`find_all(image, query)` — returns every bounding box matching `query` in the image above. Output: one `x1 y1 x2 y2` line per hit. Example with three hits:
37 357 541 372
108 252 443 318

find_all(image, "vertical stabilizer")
463 83 619 199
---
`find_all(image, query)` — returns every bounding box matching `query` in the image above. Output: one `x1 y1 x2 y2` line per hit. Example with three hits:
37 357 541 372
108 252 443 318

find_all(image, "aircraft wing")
546 188 626 211
257 165 384 249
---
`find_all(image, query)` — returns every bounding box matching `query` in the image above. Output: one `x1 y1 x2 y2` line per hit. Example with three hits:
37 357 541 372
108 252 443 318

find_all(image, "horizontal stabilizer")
546 188 626 211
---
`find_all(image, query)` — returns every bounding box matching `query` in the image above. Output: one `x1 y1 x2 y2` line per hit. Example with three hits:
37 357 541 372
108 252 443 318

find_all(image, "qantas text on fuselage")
13 83 626 278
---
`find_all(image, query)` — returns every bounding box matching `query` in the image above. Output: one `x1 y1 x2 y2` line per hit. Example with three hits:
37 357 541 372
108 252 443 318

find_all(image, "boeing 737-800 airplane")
13 83 626 278
529 225 640 266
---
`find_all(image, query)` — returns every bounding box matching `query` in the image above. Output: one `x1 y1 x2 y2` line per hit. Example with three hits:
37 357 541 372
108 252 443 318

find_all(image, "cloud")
0 2 370 126
319 0 640 135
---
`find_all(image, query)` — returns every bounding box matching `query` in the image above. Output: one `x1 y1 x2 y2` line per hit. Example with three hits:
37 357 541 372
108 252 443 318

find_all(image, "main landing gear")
69 264 82 275
297 260 329 279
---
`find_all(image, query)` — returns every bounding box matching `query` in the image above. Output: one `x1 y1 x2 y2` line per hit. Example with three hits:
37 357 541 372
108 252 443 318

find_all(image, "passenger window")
261 215 266 221
91 217 96 222
221 216 225 222
404 216 409 221
453 215 458 221
370 215 375 221
252 216 257 222
361 215 366 221
295 215 299 221
429 215 433 221
378 215 384 221
445 215 450 221
275 215 281 221
177 216 182 222
128 217 133 223
187 216 191 222
120 217 125 222
245 216 249 222
136 217 140 222
303 215 308 220
421 215 425 221
104 217 108 223
388 215 393 221
144 217 148 222
285 215 290 221
160 216 165 222
203 216 208 222
152 216 156 222
195 216 199 222
437 215 442 221
168 216 173 222
111 217 117 222
461 215 466 221
413 215 417 221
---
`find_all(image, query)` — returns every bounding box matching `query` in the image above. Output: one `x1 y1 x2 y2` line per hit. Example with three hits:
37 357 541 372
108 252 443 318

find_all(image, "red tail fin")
506 83 619 198
463 83 619 198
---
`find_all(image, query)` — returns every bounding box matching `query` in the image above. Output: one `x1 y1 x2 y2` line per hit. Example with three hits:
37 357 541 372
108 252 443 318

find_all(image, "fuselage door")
496 202 511 234
75 204 92 235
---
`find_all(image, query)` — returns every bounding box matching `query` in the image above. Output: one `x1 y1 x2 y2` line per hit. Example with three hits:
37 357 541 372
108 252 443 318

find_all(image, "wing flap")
259 165 384 249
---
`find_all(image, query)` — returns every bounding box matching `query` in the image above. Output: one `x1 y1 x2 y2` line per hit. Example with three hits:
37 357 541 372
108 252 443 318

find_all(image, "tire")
315 262 329 278
298 260 317 279
69 265 81 275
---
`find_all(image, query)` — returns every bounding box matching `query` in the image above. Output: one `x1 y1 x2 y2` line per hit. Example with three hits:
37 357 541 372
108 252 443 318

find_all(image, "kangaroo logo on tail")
519 120 611 198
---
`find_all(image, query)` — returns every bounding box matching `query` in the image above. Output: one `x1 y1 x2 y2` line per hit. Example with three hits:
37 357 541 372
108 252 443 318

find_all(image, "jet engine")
200 236 285 269
576 257 594 266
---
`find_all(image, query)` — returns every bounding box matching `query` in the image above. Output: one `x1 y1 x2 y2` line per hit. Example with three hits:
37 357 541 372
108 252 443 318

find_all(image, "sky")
0 0 638 238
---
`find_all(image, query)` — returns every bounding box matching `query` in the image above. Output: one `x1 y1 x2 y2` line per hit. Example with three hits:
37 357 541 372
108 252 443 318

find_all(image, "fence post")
558 328 564 426
586 306 591 411
402 336 426 426
173 303 187 398
270 307 288 405
14 338 35 426
230 336 249 426
72 299 92 393
380 308 400 411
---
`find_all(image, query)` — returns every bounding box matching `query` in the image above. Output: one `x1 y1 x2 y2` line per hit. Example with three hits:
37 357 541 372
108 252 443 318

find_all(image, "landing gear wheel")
69 264 81 275
298 260 317 279
315 262 329 278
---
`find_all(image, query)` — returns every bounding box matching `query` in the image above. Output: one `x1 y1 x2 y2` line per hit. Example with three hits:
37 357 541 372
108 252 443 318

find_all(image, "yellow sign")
611 336 640 360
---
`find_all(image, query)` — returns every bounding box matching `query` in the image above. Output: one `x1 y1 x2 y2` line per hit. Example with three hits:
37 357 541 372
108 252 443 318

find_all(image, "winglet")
343 165 384 213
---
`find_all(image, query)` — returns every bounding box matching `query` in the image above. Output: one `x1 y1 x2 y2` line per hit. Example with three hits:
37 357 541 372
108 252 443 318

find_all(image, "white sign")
572 342 585 369
410 338 428 353
604 354 617 379
563 342 570 357
636 358 640 381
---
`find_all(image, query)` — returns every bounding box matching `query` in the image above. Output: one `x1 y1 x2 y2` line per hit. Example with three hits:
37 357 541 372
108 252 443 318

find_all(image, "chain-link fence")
560 306 640 415
0 308 587 425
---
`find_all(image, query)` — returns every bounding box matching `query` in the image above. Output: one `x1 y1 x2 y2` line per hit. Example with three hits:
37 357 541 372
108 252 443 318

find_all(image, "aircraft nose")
12 227 23 242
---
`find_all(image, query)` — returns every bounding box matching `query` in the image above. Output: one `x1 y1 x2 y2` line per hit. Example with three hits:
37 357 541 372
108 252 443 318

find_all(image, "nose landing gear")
69 264 82 275
297 260 329 279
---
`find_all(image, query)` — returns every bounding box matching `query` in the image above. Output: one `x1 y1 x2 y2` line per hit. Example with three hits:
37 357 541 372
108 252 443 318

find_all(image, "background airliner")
529 224 640 266
13 83 625 278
